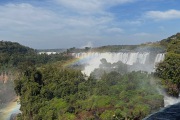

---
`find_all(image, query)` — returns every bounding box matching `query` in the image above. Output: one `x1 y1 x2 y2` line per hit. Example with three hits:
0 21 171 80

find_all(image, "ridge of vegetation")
1 33 180 120
0 40 71 108
156 33 180 97
66 41 166 53
14 62 163 120
0 40 71 72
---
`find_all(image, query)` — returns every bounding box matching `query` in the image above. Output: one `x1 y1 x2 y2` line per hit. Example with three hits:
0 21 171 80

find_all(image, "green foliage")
2 38 173 120
100 110 114 120
2 35 179 120
160 33 180 47
15 62 163 120
0 41 72 106
0 40 71 72
167 40 180 54
59 113 76 120
66 43 165 53
156 33 180 97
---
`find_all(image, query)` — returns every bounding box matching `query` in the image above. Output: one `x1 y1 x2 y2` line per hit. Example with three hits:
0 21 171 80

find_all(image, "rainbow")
62 53 91 67
62 57 82 67
0 97 20 120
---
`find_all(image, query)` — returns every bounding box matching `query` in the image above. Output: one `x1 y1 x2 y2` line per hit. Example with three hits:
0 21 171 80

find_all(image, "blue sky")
0 0 180 49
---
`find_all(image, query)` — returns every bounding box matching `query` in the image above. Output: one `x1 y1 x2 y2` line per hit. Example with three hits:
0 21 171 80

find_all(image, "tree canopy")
156 33 180 97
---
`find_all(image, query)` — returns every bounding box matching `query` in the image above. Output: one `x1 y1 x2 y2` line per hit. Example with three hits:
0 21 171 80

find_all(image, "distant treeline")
66 44 166 53
0 40 71 72
37 49 66 53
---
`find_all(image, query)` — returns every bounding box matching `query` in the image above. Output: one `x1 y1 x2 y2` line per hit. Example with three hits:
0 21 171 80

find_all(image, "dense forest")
14 62 163 120
0 41 71 107
0 41 71 72
156 33 180 97
0 33 180 120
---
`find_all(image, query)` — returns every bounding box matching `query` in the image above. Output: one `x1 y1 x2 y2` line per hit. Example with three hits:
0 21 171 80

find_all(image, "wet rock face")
144 103 180 120
0 72 15 84
0 73 9 83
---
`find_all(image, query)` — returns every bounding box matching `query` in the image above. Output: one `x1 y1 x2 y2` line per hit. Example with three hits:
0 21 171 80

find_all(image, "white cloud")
0 3 61 31
145 9 180 20
133 32 151 37
0 3 115 32
54 0 134 14
0 0 177 48
124 20 142 25
0 3 123 48
81 41 93 48
0 1 165 49
106 27 124 33
54 0 102 14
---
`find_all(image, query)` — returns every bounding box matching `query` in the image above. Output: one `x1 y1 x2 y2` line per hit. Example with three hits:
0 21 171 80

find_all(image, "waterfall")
154 53 165 64
72 52 165 76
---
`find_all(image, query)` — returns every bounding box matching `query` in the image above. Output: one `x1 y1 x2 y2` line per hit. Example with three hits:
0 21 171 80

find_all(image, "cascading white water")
157 88 180 107
154 53 165 64
72 52 165 76
72 52 180 107
164 95 180 107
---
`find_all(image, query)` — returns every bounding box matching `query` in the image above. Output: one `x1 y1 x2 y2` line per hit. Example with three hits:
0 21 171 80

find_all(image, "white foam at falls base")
72 52 165 76
157 88 180 107
164 95 180 107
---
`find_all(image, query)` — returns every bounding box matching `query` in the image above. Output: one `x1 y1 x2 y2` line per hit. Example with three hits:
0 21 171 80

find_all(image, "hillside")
13 36 175 119
0 40 71 112
156 33 180 97
1 33 180 120
160 33 180 48
0 41 35 54
0 41 36 71
0 40 71 72
14 62 164 120
0 41 36 106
